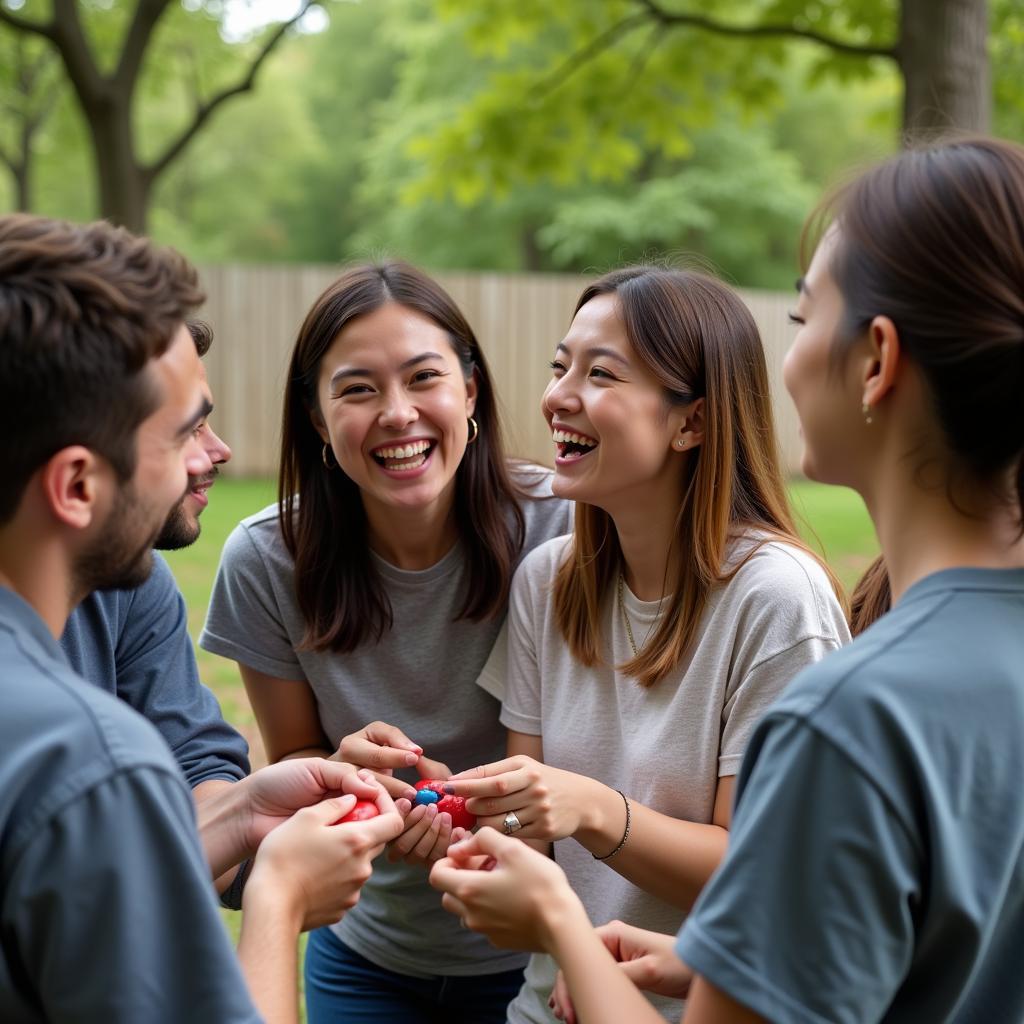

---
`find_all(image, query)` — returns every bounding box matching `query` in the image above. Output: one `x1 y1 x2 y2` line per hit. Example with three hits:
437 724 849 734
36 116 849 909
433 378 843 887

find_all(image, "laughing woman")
442 267 850 1022
199 262 570 1023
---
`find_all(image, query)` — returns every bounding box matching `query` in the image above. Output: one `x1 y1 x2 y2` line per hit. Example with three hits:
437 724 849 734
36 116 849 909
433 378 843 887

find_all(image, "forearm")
575 783 728 911
196 778 252 879
193 779 244 891
545 899 666 1024
237 890 303 1024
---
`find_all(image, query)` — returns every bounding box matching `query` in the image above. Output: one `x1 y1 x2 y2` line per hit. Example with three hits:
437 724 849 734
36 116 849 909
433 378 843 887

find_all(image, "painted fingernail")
443 784 455 794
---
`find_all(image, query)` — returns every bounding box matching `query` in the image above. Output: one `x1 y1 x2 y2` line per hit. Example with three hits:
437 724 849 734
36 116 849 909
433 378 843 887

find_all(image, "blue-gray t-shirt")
677 567 1024 1024
60 552 250 789
0 587 260 1023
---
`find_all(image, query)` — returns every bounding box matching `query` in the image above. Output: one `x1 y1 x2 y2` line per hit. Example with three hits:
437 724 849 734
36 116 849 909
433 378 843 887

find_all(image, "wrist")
536 885 591 957
241 866 305 937
575 781 627 852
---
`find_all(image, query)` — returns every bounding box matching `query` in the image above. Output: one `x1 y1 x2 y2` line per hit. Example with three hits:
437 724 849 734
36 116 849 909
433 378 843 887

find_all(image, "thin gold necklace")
617 572 650 657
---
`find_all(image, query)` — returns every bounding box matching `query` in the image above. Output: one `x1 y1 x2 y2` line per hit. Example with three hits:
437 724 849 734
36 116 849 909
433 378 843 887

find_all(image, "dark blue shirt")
0 586 261 1022
678 568 1024 1023
60 552 249 788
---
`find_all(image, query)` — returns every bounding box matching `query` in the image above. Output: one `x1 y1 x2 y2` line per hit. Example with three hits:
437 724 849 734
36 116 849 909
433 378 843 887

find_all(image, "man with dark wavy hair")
0 213 403 1023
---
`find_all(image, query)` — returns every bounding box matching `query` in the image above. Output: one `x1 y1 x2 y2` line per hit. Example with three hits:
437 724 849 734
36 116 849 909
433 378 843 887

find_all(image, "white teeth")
376 440 430 459
552 429 597 447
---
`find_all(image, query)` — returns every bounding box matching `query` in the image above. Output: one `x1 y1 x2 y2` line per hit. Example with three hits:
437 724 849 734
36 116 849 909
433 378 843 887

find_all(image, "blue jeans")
304 927 525 1024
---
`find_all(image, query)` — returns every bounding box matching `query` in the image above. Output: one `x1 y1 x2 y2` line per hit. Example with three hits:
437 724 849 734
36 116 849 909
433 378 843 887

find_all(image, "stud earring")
674 439 688 450
862 402 873 425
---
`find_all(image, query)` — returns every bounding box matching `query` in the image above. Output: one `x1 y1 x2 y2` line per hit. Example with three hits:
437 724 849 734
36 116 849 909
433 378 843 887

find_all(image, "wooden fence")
197 266 803 477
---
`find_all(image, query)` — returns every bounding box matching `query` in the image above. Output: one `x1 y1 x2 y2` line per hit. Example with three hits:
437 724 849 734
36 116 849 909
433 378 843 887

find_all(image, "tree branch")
145 0 315 182
115 0 173 94
49 0 105 101
530 10 652 99
634 0 897 60
0 4 56 40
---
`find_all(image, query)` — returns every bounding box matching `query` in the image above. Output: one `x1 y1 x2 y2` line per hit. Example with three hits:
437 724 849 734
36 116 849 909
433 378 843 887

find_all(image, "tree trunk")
899 0 989 141
80 92 149 232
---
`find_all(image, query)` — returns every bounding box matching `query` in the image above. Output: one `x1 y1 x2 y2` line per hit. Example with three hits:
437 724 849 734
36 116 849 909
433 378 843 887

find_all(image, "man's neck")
0 533 76 638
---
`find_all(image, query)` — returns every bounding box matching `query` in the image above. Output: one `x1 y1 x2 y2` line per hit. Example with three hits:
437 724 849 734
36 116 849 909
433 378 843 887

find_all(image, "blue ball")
414 789 440 806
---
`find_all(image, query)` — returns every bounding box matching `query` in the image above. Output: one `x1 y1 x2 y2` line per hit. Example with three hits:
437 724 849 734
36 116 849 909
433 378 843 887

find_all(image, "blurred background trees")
1 0 1020 287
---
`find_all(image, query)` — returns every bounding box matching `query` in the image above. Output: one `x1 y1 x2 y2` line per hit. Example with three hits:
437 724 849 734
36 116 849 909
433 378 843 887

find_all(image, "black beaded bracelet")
593 790 631 861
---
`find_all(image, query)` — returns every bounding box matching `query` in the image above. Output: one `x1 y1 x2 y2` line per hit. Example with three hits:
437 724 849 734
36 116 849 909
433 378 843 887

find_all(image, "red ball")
415 779 476 831
333 799 380 825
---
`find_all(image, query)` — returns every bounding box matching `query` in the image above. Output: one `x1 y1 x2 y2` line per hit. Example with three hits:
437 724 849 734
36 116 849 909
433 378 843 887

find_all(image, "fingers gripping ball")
414 780 476 830
333 800 381 825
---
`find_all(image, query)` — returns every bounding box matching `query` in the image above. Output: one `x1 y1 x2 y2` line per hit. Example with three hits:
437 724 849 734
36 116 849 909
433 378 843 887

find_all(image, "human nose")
184 434 214 478
202 423 232 466
378 384 418 430
542 372 581 417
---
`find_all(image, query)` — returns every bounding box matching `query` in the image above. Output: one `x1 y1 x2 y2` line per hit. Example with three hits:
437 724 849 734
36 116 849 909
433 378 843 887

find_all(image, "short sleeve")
117 556 250 787
3 767 261 1022
718 546 849 775
677 715 920 1024
199 520 304 679
500 554 545 736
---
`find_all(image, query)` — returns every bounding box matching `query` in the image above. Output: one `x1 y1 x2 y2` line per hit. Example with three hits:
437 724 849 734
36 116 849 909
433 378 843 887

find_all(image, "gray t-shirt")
199 467 571 978
0 587 260 1024
501 534 851 1023
677 567 1024 1024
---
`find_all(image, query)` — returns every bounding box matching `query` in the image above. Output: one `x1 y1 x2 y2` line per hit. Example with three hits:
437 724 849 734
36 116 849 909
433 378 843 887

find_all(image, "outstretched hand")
549 920 692 1023
429 827 587 952
239 758 383 853
244 784 404 932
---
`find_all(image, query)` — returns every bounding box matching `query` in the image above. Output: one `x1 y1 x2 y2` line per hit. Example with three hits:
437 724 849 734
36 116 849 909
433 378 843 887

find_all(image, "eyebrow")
176 397 213 439
328 351 445 389
555 342 629 365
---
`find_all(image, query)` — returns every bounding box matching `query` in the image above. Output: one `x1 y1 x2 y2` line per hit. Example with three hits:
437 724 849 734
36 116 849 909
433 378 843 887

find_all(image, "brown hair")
280 261 529 652
553 266 846 687
0 214 204 523
811 137 1024 622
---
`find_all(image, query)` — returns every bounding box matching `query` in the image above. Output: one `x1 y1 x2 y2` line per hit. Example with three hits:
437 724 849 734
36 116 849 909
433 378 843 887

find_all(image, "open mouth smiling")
370 439 435 471
552 428 599 461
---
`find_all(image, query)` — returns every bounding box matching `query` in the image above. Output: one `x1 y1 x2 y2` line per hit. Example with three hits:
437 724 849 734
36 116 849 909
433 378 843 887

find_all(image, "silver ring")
503 811 523 835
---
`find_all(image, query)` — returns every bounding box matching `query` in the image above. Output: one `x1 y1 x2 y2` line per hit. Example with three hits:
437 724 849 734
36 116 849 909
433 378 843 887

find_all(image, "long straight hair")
810 137 1024 628
279 261 525 652
552 267 846 687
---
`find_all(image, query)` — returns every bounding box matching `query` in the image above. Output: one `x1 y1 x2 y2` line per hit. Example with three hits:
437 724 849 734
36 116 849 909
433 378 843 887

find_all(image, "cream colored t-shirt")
498 533 851 1023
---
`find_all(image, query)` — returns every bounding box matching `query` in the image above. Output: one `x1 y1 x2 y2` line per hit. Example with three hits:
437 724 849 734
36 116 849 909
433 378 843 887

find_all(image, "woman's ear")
465 367 479 419
862 315 901 412
309 407 330 445
671 397 705 452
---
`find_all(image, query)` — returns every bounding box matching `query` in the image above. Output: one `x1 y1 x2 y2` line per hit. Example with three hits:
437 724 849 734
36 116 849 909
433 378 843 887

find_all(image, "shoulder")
220 502 291 572
506 461 574 547
512 535 574 604
719 537 849 645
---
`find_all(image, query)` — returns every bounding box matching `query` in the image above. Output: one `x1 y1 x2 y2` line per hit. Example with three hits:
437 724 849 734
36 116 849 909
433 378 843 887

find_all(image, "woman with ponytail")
433 138 1024 1024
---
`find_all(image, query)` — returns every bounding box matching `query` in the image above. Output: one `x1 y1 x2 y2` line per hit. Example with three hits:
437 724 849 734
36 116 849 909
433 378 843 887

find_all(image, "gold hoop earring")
322 443 337 469
862 402 873 425
467 417 479 444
